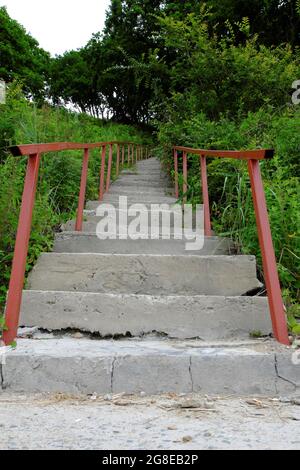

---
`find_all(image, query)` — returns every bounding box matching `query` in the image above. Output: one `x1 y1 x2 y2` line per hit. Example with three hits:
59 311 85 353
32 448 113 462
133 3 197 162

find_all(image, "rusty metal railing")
173 146 289 346
3 141 150 345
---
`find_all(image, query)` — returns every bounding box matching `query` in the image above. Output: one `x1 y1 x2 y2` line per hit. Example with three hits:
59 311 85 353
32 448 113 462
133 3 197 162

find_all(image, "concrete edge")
1 338 298 396
20 290 272 340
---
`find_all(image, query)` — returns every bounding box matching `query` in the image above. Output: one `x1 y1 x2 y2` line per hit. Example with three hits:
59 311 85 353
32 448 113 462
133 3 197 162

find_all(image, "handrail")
3 141 150 345
10 141 143 157
173 147 274 160
173 146 289 346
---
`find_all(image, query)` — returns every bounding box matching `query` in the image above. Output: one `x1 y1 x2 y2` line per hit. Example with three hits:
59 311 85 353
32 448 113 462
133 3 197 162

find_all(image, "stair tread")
20 289 271 341
4 336 295 395
26 252 261 297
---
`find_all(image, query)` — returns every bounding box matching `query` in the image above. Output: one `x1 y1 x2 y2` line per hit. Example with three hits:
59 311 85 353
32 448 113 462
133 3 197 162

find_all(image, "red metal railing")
3 141 149 345
173 146 289 346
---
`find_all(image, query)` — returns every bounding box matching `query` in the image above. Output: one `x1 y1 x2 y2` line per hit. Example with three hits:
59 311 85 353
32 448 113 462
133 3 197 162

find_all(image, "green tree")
0 6 50 100
49 50 96 115
205 0 300 47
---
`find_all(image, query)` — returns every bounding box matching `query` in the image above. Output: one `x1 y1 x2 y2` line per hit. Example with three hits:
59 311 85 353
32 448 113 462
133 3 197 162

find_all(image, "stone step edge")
29 251 249 260
55 230 221 239
2 337 297 396
20 290 271 341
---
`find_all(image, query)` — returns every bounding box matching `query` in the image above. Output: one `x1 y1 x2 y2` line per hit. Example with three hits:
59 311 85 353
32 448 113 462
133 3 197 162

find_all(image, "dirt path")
0 393 299 450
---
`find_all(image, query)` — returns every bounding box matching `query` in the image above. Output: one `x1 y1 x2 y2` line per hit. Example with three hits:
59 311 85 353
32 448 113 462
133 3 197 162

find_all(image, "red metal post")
183 151 188 204
75 148 89 232
122 145 125 166
106 144 113 191
3 153 41 345
174 149 179 199
201 155 213 237
248 160 289 345
99 145 106 201
116 144 120 177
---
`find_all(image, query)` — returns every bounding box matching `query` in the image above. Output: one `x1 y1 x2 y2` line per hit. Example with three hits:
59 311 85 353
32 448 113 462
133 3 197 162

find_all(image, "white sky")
2 0 111 56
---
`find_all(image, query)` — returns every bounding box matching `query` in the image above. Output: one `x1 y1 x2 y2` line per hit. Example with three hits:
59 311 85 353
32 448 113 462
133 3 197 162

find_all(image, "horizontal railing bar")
173 147 274 160
9 141 145 157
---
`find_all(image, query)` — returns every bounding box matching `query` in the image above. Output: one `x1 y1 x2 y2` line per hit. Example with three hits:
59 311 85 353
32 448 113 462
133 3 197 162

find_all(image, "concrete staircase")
2 158 298 396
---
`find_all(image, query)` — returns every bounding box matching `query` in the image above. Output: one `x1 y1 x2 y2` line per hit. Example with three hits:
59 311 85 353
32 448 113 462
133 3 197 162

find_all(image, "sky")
2 0 111 56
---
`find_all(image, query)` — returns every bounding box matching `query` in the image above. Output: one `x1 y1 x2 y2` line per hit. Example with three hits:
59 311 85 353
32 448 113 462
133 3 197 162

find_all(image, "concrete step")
120 168 168 178
111 181 174 190
107 187 173 197
136 159 161 168
62 222 204 234
26 253 261 296
121 174 168 180
20 290 271 340
54 233 233 255
83 206 195 217
112 180 171 188
137 161 161 166
2 337 297 396
62 208 205 232
113 174 170 187
136 166 162 171
87 196 178 209
134 169 163 173
117 173 169 179
114 174 169 181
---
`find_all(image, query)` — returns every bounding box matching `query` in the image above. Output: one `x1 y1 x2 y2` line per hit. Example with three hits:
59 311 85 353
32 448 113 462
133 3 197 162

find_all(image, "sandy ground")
0 393 299 450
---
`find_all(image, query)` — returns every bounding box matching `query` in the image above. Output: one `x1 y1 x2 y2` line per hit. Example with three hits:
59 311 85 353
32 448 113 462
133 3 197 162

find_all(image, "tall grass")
0 84 150 314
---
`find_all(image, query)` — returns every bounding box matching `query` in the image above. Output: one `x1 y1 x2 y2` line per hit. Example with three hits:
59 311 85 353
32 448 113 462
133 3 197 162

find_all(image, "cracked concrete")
26 253 261 296
0 363 4 390
19 291 272 341
274 354 299 395
54 233 233 255
111 357 116 393
2 337 299 396
189 357 194 393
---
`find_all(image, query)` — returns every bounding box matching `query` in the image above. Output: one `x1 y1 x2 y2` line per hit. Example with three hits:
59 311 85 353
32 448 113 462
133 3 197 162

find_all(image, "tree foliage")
47 1 300 122
0 6 50 100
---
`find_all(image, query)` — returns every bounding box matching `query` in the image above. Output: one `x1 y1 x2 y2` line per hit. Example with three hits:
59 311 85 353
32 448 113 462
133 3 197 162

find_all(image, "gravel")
0 393 299 450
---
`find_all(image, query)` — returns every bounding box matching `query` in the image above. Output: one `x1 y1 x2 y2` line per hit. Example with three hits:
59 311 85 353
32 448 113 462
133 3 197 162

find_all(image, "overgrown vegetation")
158 109 300 314
0 84 146 315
